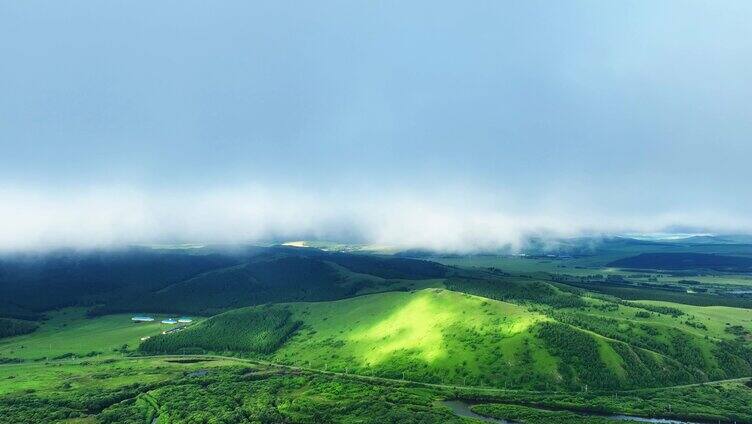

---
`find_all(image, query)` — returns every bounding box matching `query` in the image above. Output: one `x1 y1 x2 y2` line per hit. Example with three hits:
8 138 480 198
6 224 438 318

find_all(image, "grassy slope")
548 297 752 383
636 300 752 337
239 288 750 389
556 297 752 342
127 287 751 390
271 289 560 388
0 309 191 360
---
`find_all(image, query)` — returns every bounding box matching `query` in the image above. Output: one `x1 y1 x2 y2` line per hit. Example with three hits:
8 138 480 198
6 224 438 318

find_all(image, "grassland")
0 309 195 361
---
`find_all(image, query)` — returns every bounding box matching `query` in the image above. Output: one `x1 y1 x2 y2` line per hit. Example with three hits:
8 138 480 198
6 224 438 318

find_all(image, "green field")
0 309 196 361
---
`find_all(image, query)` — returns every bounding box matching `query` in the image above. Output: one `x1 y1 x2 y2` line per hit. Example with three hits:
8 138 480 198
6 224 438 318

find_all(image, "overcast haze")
2 1 752 251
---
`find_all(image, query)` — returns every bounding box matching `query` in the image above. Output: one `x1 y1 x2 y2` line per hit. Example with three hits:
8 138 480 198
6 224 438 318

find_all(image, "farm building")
161 318 178 324
131 316 155 322
178 317 193 323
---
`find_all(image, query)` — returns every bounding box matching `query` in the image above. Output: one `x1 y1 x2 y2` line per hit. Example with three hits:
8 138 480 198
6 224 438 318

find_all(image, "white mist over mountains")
1 185 750 252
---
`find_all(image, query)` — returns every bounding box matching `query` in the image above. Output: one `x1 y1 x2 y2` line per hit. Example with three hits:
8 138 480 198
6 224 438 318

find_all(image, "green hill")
274 288 557 388
138 288 752 391
0 247 449 318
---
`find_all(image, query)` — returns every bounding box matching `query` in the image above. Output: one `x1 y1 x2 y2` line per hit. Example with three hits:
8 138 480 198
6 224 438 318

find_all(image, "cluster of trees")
97 396 156 424
549 311 670 355
0 317 39 339
625 302 685 317
0 382 159 424
549 305 752 383
473 403 620 424
725 324 751 339
609 342 695 388
139 306 301 355
713 340 752 377
532 318 748 391
446 276 587 309
0 395 85 423
684 319 708 330
536 322 620 390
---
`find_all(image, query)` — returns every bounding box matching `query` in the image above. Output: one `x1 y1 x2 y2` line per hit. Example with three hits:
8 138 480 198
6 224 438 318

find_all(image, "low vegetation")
472 403 623 423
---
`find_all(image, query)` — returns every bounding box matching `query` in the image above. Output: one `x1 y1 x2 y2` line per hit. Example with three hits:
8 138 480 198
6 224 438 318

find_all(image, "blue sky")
1 1 751 250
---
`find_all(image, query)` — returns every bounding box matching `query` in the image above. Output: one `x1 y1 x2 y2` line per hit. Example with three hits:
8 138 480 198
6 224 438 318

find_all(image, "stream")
442 400 705 424
442 400 514 423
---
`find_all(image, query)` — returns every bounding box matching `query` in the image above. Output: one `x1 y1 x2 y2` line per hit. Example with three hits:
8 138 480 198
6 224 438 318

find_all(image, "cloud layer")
2 185 750 252
2 2 751 250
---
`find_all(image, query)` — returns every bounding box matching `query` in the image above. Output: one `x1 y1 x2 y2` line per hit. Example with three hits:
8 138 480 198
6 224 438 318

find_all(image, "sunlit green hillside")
275 289 554 387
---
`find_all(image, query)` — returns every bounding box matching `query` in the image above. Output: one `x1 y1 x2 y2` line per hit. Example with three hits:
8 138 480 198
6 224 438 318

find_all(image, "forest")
0 317 38 339
140 307 300 355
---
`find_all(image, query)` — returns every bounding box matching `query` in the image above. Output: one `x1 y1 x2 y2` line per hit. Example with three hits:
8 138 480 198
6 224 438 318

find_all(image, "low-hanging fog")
1 184 751 252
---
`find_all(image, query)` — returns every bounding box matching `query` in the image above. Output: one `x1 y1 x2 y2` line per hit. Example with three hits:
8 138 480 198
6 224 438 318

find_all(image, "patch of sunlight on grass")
503 316 542 336
351 294 455 364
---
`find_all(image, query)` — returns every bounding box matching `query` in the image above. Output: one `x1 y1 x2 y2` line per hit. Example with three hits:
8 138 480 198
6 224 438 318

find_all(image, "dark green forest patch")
446 276 587 308
609 252 752 272
0 317 38 339
139 306 300 355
